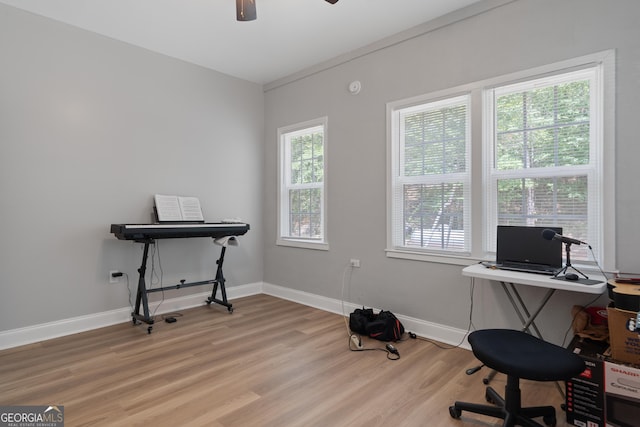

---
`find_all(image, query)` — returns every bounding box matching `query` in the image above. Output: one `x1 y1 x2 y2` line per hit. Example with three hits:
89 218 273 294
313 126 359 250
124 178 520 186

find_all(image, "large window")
388 51 615 268
277 117 328 250
485 70 600 261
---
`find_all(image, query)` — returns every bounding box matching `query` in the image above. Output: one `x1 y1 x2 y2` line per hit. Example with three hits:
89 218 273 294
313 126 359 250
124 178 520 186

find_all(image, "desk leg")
501 282 554 338
132 240 154 334
206 245 233 313
518 287 555 335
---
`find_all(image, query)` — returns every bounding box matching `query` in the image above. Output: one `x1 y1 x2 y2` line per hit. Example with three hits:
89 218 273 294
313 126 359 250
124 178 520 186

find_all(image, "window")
485 70 600 262
388 51 615 269
389 95 471 254
277 117 328 250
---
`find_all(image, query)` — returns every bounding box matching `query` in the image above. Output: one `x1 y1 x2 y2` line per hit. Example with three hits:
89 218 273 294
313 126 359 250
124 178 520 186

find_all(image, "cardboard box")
604 361 640 427
607 306 640 365
567 336 607 427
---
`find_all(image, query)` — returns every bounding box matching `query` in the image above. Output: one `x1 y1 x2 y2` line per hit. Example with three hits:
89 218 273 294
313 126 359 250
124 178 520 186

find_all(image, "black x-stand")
131 238 234 334
554 242 589 279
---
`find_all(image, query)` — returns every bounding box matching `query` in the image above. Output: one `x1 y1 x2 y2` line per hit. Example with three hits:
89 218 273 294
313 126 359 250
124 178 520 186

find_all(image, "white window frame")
485 69 601 256
386 50 615 271
387 93 472 260
277 117 329 250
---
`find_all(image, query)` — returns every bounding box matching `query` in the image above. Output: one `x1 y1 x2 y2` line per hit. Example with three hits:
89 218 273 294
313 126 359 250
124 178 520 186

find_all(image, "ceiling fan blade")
236 0 257 21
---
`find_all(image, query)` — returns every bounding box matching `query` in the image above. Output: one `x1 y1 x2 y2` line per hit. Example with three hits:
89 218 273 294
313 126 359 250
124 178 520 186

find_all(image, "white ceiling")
0 0 485 84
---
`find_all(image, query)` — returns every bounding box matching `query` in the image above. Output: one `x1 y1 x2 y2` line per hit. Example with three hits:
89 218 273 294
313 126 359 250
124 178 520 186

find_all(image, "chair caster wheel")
228 307 234 313
147 326 153 334
543 415 556 426
449 406 461 419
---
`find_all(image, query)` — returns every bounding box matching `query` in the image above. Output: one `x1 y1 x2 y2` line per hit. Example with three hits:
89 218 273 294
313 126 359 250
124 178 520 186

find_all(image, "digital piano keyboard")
110 222 250 333
110 222 250 241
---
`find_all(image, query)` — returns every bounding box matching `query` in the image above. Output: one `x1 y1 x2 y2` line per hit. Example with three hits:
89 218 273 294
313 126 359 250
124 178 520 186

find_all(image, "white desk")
463 263 606 332
462 263 606 385
463 263 606 295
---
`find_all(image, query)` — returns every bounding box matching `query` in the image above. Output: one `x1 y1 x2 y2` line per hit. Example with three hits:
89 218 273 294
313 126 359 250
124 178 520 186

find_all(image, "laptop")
490 225 563 275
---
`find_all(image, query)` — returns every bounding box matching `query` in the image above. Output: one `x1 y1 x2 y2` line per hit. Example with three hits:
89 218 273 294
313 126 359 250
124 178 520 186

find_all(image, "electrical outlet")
350 258 360 268
109 270 121 284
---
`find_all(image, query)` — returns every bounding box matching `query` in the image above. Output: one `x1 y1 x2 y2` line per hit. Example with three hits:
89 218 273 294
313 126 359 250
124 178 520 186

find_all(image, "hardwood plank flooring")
0 294 571 426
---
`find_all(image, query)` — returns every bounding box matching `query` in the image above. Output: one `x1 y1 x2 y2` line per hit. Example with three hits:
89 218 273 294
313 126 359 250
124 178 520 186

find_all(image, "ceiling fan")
237 0 339 22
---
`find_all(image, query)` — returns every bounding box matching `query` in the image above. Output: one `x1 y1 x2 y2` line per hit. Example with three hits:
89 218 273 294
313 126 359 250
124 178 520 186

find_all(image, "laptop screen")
496 225 563 268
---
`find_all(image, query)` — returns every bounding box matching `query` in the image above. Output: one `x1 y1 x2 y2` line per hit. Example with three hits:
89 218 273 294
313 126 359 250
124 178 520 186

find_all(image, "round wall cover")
348 80 361 94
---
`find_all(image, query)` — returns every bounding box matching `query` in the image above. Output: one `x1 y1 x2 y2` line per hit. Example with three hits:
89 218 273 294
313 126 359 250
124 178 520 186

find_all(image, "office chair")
449 329 585 427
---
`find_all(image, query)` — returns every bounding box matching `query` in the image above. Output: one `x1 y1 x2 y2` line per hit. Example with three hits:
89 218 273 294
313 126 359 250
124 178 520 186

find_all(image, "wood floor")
0 294 570 426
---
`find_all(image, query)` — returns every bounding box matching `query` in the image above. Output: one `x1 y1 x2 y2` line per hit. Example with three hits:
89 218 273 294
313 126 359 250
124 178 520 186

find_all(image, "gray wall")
263 0 640 345
0 4 264 331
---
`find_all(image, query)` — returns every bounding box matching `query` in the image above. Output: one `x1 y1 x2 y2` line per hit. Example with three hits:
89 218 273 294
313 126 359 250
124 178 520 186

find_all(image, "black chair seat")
469 329 586 381
450 329 586 427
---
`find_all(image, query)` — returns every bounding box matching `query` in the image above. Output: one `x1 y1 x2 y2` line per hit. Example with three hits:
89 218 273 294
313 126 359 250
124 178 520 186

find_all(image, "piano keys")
110 222 250 241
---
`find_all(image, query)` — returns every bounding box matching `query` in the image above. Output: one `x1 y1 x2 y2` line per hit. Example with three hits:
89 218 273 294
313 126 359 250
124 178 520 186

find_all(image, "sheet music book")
154 194 204 222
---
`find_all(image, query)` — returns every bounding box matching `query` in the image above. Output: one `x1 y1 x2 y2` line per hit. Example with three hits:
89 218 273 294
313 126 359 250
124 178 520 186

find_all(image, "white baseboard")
262 282 470 350
0 282 262 350
0 281 468 350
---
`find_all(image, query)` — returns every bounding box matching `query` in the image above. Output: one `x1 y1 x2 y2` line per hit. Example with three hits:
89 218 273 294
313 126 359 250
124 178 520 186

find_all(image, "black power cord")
348 335 401 360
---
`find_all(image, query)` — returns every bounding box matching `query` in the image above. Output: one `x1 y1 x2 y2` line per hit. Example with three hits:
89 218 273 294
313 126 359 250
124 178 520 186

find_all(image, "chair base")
449 376 557 427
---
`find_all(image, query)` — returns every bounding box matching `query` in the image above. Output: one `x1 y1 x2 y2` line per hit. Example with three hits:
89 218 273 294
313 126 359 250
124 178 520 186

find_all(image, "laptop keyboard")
499 262 559 275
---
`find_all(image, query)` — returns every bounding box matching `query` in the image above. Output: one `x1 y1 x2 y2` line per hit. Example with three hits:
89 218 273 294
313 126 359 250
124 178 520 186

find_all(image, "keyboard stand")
131 239 234 334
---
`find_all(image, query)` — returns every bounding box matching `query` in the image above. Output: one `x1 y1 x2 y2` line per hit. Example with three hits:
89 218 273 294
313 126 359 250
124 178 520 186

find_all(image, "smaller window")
277 118 328 250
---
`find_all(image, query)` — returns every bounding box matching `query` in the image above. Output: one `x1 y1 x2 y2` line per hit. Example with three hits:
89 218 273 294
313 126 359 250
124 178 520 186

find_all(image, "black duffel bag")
349 307 405 342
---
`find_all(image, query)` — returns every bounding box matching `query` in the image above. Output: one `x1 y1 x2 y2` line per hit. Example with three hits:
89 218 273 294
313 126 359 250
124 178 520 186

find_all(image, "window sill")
277 239 329 251
386 248 610 277
385 248 476 266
